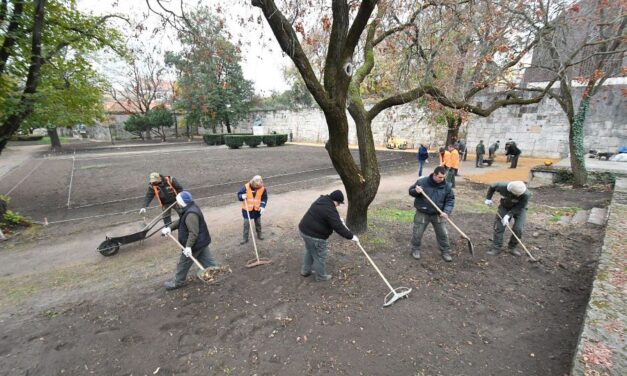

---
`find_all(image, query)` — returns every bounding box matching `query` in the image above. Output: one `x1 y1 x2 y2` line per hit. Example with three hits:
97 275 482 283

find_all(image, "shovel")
242 198 272 268
355 241 412 307
419 188 475 256
496 213 538 262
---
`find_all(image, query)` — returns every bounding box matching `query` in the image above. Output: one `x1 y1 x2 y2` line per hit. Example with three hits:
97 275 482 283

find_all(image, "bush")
262 135 277 147
224 135 245 149
203 134 224 145
3 210 31 227
243 135 263 148
10 135 44 141
276 134 288 146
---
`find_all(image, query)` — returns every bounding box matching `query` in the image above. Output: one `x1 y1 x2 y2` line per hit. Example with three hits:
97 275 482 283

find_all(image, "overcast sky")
77 0 290 94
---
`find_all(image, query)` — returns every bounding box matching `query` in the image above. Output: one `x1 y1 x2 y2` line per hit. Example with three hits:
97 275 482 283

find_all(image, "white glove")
351 235 359 243
161 227 171 236
240 194 246 200
501 215 510 226
182 247 192 258
259 207 265 215
484 199 493 206
139 208 146 214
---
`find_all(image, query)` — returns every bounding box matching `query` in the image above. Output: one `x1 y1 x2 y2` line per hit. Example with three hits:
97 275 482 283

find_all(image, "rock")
532 232 540 238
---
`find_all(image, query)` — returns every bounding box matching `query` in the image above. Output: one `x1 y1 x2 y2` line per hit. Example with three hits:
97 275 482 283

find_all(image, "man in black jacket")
140 172 183 226
485 181 530 256
408 166 455 262
298 190 359 281
161 191 219 290
506 142 521 168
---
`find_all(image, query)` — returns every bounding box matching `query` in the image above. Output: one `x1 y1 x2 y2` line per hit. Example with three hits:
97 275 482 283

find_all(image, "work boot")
411 250 421 260
487 248 502 256
300 271 312 277
257 232 264 240
441 252 452 262
508 248 522 257
240 238 248 245
164 280 187 291
315 274 332 282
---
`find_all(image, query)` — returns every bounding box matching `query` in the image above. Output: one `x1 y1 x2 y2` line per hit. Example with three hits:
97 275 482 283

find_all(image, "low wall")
570 177 626 375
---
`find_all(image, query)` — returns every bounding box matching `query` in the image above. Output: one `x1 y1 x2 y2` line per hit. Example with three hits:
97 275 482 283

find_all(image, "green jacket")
476 143 485 155
486 182 531 216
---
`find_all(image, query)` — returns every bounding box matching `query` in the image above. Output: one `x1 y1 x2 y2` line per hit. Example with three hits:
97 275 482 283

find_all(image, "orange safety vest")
152 176 178 207
241 183 265 211
446 149 460 169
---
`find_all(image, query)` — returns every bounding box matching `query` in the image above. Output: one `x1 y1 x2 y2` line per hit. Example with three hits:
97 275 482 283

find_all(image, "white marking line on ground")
5 159 44 196
47 175 337 225
66 155 76 208
64 156 402 210
43 146 214 161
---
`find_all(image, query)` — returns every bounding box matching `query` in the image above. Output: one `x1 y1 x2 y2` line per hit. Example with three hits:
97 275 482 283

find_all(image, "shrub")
2 210 31 227
262 135 277 147
203 134 224 145
276 134 288 146
244 135 263 148
10 135 44 141
224 135 245 149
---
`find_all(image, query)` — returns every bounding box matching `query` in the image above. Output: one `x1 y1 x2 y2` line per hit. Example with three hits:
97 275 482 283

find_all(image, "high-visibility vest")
446 150 460 169
152 176 179 207
241 183 265 211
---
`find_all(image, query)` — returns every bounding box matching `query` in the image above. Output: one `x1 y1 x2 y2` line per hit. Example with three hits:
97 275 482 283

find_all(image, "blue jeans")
418 159 426 176
300 231 330 280
410 211 451 254
174 245 219 284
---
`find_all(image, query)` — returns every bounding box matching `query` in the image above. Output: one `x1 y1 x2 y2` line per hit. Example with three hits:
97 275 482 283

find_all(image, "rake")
355 241 412 307
420 190 475 256
166 233 231 283
242 198 272 268
496 213 538 262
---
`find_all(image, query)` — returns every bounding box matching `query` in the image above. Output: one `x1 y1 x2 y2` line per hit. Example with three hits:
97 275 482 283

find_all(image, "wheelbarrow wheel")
98 239 120 256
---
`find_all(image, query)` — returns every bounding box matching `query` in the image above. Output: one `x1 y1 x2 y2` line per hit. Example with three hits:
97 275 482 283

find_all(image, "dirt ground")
0 143 612 375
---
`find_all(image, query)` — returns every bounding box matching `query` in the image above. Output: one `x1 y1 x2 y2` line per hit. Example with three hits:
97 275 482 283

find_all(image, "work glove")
351 235 359 243
259 207 265 215
240 194 246 200
139 208 146 214
484 199 493 206
501 214 511 226
182 247 192 258
161 227 171 236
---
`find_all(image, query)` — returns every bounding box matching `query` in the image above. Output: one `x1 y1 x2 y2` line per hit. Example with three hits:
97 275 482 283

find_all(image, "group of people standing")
140 157 530 289
475 138 522 168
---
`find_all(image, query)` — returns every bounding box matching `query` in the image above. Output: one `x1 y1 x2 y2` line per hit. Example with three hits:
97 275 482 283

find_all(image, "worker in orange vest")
443 145 460 188
140 172 184 225
237 175 268 244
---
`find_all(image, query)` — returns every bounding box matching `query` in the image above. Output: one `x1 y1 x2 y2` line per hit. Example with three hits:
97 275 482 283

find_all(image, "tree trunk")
225 114 232 134
323 108 379 234
47 127 61 151
173 112 178 138
569 97 590 187
445 114 462 146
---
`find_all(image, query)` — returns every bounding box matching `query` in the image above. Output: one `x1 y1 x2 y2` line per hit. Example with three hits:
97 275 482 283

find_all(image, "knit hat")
507 181 527 196
176 191 193 207
149 172 161 183
329 190 344 204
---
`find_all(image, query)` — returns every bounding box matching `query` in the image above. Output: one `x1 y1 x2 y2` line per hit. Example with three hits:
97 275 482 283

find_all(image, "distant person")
456 139 467 161
408 166 455 262
298 190 358 281
488 140 500 159
506 142 521 168
505 138 514 162
475 140 485 168
443 145 459 188
237 175 268 244
417 143 429 177
140 172 183 226
485 181 530 256
438 146 446 166
289 130 293 142
161 191 219 290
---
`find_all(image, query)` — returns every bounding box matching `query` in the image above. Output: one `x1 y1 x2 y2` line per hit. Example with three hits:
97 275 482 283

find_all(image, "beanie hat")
507 181 527 196
149 172 161 183
329 190 344 204
176 191 193 207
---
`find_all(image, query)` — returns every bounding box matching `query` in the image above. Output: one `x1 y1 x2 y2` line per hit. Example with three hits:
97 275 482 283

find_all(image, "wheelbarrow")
96 203 176 256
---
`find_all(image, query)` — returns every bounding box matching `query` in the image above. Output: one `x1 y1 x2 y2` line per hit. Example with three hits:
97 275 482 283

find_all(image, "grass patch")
370 208 414 223
78 164 110 170
547 207 579 222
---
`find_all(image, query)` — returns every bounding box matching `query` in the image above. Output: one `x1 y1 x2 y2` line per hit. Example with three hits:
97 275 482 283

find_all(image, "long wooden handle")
496 213 537 261
418 188 471 240
167 233 205 270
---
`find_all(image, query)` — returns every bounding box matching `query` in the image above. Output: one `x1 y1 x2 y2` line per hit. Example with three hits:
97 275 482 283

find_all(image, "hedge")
203 133 253 146
224 135 245 149
223 133 288 149
10 135 44 141
243 135 262 148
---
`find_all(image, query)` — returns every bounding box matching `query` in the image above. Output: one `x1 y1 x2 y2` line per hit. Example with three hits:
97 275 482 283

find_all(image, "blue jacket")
417 145 429 161
408 174 455 215
237 185 268 219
